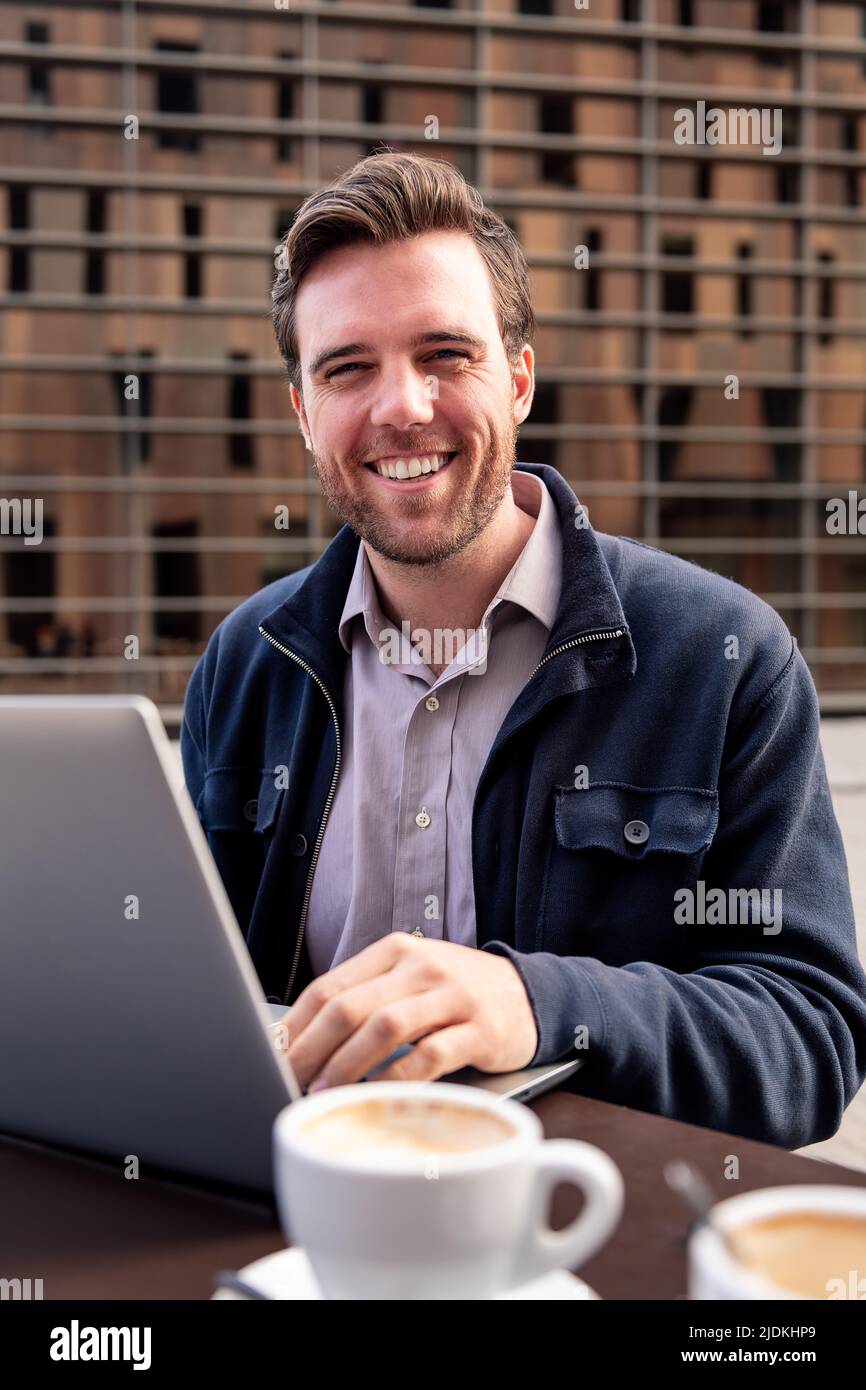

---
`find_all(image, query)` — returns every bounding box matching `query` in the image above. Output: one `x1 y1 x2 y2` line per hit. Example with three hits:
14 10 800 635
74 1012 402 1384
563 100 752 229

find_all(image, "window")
25 20 50 108
274 207 295 241
28 63 50 106
362 83 384 156
584 228 602 311
183 202 202 299
775 163 798 205
761 388 799 480
3 516 55 656
228 352 254 469
152 522 201 644
845 167 859 209
696 159 712 201
362 85 383 125
530 382 559 424
620 0 640 20
260 515 302 589
85 189 105 295
678 1 694 25
658 387 693 479
660 236 694 316
540 96 573 134
112 349 155 466
522 382 558 469
736 242 753 337
519 0 553 12
758 2 786 67
539 95 574 187
274 205 296 270
155 41 200 152
276 51 295 162
9 185 29 292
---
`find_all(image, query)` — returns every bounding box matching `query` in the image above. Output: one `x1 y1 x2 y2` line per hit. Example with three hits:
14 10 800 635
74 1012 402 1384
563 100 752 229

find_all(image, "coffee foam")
733 1210 866 1298
300 1096 515 1162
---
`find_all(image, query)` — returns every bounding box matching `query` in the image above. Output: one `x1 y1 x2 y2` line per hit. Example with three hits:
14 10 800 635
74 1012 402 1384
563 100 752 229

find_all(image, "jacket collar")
259 463 637 707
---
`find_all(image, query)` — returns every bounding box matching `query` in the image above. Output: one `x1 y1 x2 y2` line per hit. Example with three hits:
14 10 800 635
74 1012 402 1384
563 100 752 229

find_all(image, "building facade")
1 0 865 712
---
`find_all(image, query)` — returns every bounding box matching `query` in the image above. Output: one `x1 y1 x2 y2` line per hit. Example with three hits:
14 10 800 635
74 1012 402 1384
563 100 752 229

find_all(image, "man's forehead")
296 233 496 319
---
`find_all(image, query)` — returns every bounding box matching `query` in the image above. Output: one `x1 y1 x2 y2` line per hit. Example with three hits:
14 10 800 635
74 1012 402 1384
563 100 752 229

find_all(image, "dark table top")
4 1091 866 1300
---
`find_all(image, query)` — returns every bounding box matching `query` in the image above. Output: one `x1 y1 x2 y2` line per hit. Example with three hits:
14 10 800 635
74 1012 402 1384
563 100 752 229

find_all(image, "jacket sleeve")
483 638 866 1148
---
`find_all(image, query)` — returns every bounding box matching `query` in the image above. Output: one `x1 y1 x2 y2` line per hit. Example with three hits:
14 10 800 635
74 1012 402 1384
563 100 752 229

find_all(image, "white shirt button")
415 808 431 829
425 695 440 712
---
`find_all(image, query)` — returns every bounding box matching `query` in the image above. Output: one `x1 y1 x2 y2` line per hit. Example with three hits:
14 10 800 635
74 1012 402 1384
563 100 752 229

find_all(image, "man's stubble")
308 412 519 569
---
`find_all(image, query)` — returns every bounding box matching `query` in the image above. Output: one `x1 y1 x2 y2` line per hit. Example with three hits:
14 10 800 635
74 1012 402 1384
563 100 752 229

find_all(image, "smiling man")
181 152 866 1147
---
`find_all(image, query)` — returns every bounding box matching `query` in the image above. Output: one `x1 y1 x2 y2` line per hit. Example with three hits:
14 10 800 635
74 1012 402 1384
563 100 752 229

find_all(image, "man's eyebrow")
309 330 486 378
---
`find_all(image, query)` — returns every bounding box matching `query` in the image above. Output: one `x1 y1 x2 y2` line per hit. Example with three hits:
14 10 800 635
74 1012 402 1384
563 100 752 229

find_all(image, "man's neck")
364 487 536 678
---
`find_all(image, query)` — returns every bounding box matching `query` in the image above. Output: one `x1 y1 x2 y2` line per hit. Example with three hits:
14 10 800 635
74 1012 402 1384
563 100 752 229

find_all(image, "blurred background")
1 0 865 1163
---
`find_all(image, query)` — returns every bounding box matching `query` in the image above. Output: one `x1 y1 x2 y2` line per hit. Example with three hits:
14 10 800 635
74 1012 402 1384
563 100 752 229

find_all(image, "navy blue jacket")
181 463 866 1148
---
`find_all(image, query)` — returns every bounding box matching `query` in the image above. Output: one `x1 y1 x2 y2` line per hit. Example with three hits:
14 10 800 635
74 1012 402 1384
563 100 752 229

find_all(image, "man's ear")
512 344 535 427
289 383 312 451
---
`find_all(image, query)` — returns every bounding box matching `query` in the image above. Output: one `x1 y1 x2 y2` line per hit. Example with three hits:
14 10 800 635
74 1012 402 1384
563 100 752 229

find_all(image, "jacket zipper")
528 626 627 680
477 624 628 814
259 621 625 1003
258 624 342 1006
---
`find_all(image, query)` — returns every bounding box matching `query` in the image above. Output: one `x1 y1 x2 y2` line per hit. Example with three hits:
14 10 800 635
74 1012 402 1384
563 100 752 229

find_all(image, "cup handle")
510 1140 624 1288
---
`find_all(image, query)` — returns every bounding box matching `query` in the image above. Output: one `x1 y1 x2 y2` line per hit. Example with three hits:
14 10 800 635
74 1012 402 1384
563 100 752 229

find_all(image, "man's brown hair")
271 150 536 393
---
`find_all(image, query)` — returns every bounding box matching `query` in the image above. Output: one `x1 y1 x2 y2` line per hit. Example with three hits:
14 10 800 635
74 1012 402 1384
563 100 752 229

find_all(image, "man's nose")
367 361 436 430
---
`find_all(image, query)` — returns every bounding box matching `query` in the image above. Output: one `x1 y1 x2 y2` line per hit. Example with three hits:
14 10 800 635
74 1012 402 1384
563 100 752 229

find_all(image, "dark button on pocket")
554 783 719 860
624 818 650 846
289 833 308 857
197 769 285 835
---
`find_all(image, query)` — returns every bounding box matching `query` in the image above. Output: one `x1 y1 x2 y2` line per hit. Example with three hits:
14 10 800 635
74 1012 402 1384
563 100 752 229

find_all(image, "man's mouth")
364 451 458 482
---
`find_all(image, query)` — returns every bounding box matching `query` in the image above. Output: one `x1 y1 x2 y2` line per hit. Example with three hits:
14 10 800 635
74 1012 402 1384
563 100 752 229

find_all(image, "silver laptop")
0 695 581 1195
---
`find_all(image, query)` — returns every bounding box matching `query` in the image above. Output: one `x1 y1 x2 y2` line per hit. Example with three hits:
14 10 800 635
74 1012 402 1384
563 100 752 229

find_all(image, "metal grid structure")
1 0 866 714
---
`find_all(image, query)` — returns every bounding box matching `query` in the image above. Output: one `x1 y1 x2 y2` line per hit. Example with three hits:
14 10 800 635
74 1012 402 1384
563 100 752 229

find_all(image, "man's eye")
326 349 468 381
327 362 365 379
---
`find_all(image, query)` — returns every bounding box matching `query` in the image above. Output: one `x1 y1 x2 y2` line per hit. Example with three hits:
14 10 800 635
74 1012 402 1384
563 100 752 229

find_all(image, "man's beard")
309 417 518 568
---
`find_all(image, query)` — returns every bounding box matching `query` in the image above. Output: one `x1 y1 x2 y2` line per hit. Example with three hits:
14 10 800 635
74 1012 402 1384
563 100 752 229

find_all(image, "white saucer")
212 1247 600 1301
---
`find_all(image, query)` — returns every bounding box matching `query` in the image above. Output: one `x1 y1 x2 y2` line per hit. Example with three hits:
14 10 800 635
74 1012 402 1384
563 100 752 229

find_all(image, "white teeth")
372 451 453 479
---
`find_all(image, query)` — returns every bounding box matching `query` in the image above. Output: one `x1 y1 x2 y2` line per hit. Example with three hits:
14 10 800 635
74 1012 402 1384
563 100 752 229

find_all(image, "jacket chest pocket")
197 768 286 836
194 768 287 943
540 781 719 962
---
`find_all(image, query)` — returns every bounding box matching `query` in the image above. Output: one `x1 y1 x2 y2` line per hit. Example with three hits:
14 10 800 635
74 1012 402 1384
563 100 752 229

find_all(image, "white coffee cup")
689 1184 866 1300
273 1080 624 1300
